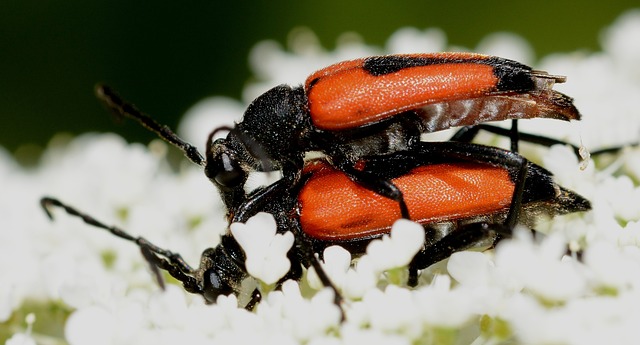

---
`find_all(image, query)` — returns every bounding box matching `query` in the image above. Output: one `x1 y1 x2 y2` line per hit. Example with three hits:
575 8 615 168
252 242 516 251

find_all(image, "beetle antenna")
40 196 201 293
95 84 206 167
210 126 233 138
205 126 233 164
206 130 218 165
204 126 233 162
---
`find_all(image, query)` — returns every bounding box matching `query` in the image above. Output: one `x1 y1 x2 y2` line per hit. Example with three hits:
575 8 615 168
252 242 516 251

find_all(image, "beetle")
96 53 581 220
40 140 591 307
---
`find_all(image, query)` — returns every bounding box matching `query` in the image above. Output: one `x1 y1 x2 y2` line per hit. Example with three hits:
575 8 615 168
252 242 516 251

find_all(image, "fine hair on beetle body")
40 52 592 316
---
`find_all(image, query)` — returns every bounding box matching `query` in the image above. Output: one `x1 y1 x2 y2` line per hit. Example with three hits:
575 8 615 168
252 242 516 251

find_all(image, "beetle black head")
204 132 262 213
204 85 310 212
206 135 247 186
197 245 249 303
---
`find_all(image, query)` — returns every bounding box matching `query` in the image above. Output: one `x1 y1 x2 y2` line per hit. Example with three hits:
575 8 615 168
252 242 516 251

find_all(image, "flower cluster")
3 9 640 345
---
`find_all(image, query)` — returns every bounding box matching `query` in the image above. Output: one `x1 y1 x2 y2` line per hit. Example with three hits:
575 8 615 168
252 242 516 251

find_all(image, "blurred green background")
1 0 638 162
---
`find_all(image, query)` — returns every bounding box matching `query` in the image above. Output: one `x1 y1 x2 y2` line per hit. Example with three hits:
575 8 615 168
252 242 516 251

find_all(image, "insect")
96 53 581 220
41 140 591 307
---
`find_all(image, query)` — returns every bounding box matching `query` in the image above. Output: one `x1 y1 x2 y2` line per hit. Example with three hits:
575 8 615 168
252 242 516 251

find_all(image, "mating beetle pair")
42 52 589 307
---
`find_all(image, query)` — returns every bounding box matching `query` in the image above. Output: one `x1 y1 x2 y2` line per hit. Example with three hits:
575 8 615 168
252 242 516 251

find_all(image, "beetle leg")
448 122 594 158
449 120 522 152
321 136 414 218
330 159 411 219
244 288 262 311
231 167 300 223
503 157 529 230
405 142 530 285
416 142 531 234
287 217 345 320
39 197 202 295
408 223 495 286
510 119 520 152
407 155 527 285
301 242 346 321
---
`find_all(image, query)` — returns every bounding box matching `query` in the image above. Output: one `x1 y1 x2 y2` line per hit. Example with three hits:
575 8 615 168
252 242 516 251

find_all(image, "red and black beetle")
46 52 588 308
41 140 591 306
96 53 581 219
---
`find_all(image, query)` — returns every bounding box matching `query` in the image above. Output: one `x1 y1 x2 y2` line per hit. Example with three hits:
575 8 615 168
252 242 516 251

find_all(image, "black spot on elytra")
362 55 537 93
484 56 535 92
362 56 432 75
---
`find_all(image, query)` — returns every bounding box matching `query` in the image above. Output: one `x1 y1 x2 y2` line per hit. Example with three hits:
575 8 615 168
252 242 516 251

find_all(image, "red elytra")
304 52 577 131
297 160 514 241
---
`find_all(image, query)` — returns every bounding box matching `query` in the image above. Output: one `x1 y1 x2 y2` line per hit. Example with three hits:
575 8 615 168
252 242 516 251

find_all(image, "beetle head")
198 244 250 304
201 266 235 303
204 119 288 212
205 136 247 189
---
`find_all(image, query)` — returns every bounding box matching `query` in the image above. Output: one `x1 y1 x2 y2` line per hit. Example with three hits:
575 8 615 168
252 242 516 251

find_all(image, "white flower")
414 275 477 328
5 333 36 345
583 241 640 292
476 32 535 64
447 250 495 288
365 219 425 273
494 230 587 302
6 8 640 345
306 245 352 290
0 283 16 322
360 285 420 335
230 212 294 285
602 9 640 77
385 27 447 54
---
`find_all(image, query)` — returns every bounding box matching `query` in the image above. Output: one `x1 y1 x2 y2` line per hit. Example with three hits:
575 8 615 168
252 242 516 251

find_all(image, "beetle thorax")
234 85 311 171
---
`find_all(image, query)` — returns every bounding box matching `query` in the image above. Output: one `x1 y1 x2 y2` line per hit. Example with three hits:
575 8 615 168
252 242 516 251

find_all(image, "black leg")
95 84 205 167
303 247 346 321
326 117 526 222
510 119 520 152
231 171 298 223
244 288 262 311
449 120 522 151
449 122 585 157
503 160 529 231
334 161 411 219
449 122 640 165
411 142 531 234
448 125 482 143
396 141 531 284
407 154 528 283
286 217 345 320
408 223 495 286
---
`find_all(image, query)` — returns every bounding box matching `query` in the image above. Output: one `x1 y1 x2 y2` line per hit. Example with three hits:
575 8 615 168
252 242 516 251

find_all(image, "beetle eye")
202 269 233 303
207 152 246 188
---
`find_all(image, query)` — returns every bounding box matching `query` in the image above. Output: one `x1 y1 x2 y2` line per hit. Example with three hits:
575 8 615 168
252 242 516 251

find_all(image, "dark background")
2 0 638 162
